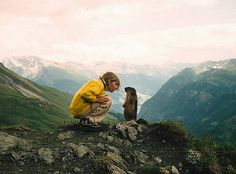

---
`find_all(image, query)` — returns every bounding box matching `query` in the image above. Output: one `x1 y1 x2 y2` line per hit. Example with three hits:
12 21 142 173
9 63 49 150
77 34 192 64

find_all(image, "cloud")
0 0 236 64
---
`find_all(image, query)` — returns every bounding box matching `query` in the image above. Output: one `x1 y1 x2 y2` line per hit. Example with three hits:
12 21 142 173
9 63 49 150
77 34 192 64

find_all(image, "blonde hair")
101 72 120 89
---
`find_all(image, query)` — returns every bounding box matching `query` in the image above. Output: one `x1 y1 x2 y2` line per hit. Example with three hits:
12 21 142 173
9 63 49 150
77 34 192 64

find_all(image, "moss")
94 155 114 174
137 163 160 174
148 120 190 147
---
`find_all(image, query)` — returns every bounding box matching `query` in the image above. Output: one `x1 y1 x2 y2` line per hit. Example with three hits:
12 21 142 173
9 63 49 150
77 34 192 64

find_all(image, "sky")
0 0 236 65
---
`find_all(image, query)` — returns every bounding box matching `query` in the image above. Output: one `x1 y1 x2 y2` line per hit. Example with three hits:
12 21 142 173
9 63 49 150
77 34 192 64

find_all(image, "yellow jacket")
69 78 106 117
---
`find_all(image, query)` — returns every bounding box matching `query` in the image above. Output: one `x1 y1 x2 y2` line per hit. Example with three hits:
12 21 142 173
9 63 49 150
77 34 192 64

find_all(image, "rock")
62 156 67 162
162 140 167 144
115 123 127 138
127 126 138 141
137 124 147 133
134 150 148 164
107 136 114 143
108 164 126 174
57 131 74 141
160 167 170 174
165 165 180 174
106 152 127 168
97 143 105 150
125 120 138 127
88 137 94 141
73 167 81 173
89 151 96 159
68 143 89 158
171 165 180 174
0 131 31 154
99 132 109 139
107 145 120 154
38 148 54 165
127 171 136 174
123 140 133 147
113 138 124 146
154 156 163 164
11 151 21 161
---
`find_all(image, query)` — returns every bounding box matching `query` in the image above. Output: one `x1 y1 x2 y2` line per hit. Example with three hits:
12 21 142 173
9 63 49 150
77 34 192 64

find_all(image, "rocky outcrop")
0 120 226 174
0 131 31 154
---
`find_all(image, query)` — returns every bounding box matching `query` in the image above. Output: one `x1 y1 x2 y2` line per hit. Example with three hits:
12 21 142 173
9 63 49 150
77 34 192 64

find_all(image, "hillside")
139 59 236 146
0 63 74 132
1 120 235 174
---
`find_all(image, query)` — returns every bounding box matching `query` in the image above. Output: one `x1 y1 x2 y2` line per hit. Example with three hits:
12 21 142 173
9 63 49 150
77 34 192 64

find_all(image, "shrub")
185 137 221 173
216 144 236 173
94 155 114 174
137 163 160 174
148 120 190 147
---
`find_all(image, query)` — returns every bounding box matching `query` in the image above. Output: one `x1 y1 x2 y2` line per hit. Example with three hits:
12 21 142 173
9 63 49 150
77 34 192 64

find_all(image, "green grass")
0 64 74 132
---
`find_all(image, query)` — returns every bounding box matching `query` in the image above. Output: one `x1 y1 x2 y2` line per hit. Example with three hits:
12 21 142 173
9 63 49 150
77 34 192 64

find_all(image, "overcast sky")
0 0 236 65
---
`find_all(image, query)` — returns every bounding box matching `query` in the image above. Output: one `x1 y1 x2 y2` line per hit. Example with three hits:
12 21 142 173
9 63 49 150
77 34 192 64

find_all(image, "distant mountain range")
0 56 192 113
139 59 236 146
0 63 74 131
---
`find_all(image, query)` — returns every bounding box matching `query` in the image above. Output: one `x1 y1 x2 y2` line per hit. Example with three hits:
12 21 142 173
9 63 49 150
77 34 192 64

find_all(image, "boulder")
134 150 149 164
38 148 54 165
108 164 127 174
0 131 31 154
127 126 138 141
106 151 127 168
57 131 74 141
68 143 89 158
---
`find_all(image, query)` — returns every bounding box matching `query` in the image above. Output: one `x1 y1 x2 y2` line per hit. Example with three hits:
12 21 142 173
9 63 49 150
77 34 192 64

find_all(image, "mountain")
1 56 91 93
139 59 236 146
1 56 192 113
0 63 74 131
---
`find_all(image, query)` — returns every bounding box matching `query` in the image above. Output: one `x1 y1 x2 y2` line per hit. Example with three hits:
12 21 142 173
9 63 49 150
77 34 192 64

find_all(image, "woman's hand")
96 96 110 103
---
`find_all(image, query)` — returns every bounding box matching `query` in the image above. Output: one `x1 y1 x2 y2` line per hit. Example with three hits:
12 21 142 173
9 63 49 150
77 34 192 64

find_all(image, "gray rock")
106 152 127 168
113 138 124 146
127 127 138 141
115 123 127 138
107 146 120 154
57 131 74 141
0 131 31 154
38 148 54 165
171 165 180 174
137 124 147 133
62 156 67 162
134 150 148 164
127 171 136 174
125 120 138 127
88 137 94 141
99 132 109 139
89 151 96 159
11 151 21 161
107 136 114 143
73 167 81 173
97 143 105 150
123 140 133 147
68 143 89 158
154 156 163 164
108 164 126 174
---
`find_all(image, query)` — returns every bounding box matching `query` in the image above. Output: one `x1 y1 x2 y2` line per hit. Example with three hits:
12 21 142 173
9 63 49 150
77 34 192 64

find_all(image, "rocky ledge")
0 120 223 174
